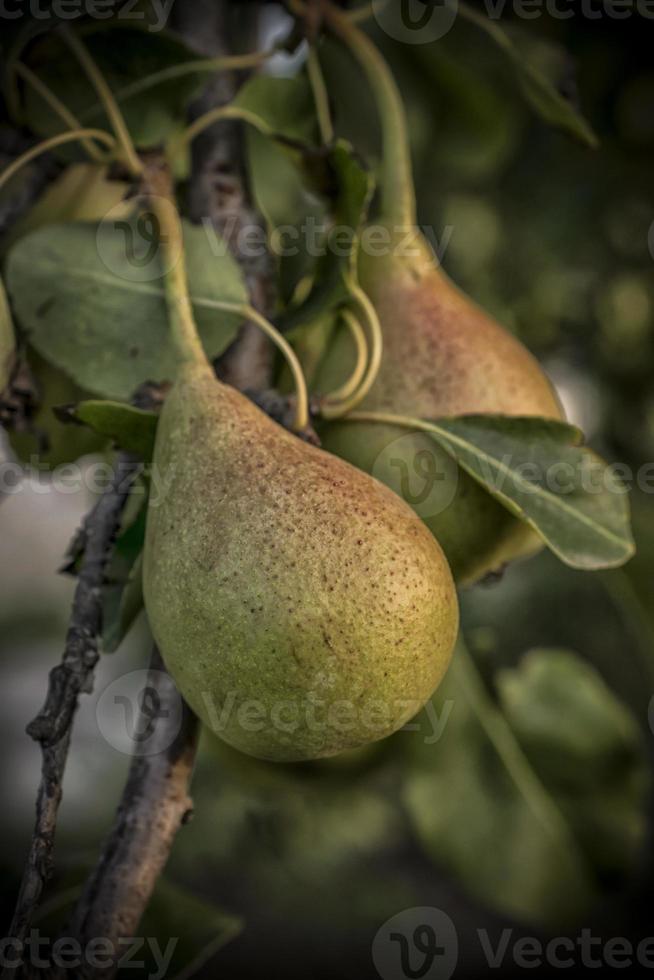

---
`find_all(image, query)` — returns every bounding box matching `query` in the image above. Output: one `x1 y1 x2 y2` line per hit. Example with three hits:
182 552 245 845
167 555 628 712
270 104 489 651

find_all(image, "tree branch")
61 647 200 979
37 5 280 974
3 452 141 972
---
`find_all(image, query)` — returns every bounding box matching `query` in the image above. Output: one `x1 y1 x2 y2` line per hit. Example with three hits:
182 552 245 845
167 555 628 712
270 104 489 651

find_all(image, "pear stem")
14 62 111 164
148 167 210 370
59 27 143 178
322 2 416 231
0 129 117 194
323 308 368 404
306 45 334 145
320 276 383 419
171 106 278 162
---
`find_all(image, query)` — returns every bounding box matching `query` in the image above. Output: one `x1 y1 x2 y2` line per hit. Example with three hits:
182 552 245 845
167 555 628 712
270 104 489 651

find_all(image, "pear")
143 361 458 762
315 232 564 584
315 8 564 585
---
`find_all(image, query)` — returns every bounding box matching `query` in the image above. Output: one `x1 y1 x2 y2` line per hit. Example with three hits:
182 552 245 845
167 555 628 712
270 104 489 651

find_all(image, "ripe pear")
315 231 564 585
143 361 458 762
314 7 565 584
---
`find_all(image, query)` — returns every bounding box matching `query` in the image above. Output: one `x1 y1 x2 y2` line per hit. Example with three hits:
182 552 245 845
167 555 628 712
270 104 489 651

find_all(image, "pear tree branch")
4 451 142 967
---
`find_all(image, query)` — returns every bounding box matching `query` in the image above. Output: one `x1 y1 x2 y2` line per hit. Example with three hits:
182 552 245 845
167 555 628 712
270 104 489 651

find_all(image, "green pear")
143 361 458 762
315 233 564 585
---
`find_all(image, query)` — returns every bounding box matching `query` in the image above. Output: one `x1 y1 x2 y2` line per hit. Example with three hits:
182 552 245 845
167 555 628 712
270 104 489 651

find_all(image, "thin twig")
4 452 142 971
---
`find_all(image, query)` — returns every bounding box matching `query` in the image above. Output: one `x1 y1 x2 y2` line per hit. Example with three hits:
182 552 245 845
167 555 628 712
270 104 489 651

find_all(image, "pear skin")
143 362 458 761
316 233 564 584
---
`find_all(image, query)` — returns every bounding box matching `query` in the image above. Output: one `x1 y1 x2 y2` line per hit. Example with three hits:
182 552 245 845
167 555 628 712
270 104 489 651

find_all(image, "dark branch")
43 5 280 971
4 452 142 966
62 647 199 979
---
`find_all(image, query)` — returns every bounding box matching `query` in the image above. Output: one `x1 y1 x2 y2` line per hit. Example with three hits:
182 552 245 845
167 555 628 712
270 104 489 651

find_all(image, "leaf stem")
59 27 142 177
306 45 334 145
0 129 117 194
14 62 111 164
322 1 416 230
107 51 276 108
322 308 368 404
170 106 276 161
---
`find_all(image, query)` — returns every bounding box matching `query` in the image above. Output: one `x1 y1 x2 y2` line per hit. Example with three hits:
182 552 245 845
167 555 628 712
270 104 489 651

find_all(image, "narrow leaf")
458 1 598 148
426 415 634 569
73 400 158 459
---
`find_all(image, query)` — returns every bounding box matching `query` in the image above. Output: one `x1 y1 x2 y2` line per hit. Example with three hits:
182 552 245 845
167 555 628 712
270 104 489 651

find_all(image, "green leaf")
246 128 326 304
102 492 148 650
497 649 649 881
0 274 15 391
234 74 319 144
2 163 130 253
5 217 246 399
23 27 206 148
403 639 596 926
121 877 242 979
104 550 144 653
425 415 634 569
458 2 598 149
73 400 158 459
279 140 374 331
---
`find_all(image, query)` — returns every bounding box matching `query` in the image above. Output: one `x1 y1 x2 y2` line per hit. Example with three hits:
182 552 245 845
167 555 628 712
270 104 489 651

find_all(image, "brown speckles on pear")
143 362 458 762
